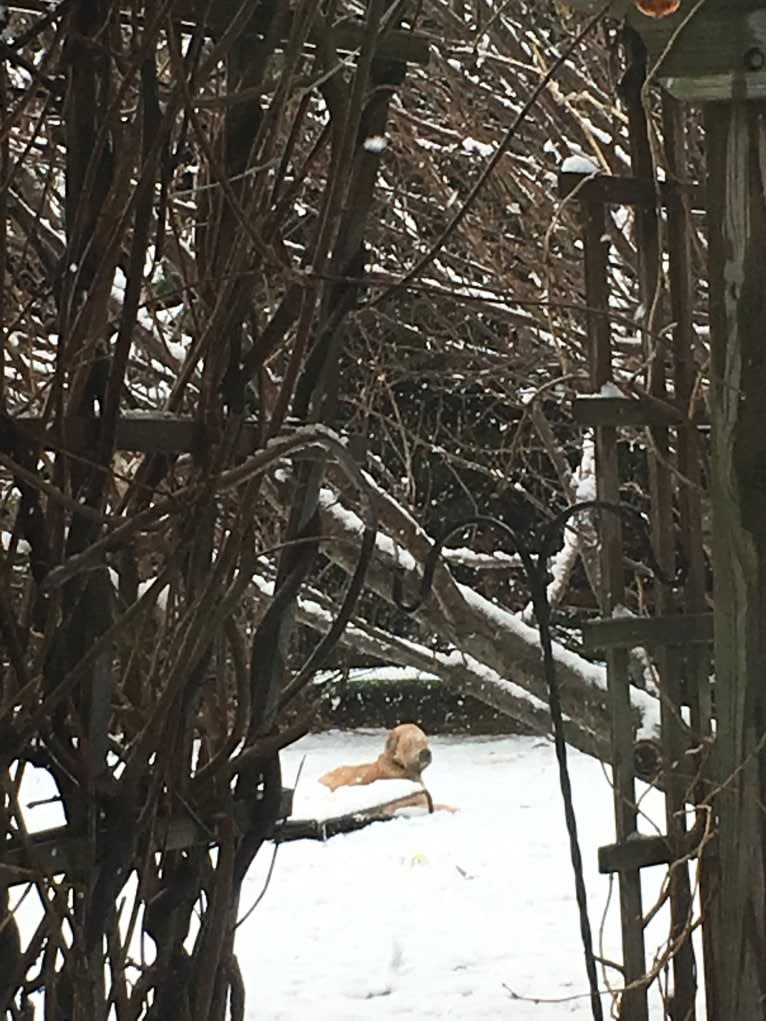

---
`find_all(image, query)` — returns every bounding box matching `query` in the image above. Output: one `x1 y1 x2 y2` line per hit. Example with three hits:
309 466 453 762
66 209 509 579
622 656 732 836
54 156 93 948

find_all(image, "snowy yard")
239 731 687 1020
11 730 698 1019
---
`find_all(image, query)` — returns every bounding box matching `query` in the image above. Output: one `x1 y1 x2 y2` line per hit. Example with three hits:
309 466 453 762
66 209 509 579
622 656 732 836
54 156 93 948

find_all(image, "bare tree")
0 0 710 1017
0 2 422 1016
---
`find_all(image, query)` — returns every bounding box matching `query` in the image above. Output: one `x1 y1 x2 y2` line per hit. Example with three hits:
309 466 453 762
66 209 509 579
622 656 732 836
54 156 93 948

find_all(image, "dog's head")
383 723 432 782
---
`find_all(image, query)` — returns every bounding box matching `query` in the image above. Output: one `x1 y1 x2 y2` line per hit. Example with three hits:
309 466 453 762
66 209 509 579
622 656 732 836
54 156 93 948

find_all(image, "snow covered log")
272 776 448 842
273 788 438 843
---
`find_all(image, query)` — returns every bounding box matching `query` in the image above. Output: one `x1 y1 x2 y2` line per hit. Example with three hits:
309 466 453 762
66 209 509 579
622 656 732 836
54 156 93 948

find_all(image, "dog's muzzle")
418 747 432 769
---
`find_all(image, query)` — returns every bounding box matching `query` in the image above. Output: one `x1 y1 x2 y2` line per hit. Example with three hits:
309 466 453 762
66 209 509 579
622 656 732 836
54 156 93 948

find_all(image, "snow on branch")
250 573 606 760
520 431 598 621
288 480 662 757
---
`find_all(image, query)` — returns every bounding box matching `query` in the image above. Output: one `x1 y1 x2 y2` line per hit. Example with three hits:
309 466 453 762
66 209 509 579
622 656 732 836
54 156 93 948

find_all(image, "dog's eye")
419 748 432 767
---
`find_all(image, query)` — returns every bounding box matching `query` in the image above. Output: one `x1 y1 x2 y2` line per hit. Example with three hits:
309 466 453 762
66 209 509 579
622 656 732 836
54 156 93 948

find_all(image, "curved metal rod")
393 499 680 615
392 514 535 613
390 496 681 1021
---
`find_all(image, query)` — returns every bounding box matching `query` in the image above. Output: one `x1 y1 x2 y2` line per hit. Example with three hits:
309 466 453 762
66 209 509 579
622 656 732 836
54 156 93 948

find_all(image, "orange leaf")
635 0 681 16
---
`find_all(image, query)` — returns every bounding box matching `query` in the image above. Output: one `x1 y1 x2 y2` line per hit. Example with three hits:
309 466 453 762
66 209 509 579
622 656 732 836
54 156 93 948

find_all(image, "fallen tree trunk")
261 474 662 765
272 789 437 842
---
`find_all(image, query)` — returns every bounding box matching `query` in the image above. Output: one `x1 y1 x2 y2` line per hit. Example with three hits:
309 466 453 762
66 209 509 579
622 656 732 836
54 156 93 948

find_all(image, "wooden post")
663 94 719 1018
583 201 649 1021
706 99 766 1020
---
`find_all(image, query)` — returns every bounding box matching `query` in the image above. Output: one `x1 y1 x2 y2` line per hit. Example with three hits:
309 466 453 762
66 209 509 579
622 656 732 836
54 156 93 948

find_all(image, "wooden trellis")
559 123 716 1021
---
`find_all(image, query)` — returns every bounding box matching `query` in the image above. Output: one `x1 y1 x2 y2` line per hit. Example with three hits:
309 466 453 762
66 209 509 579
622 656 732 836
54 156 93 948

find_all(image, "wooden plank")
581 613 713 652
663 92 719 1015
558 171 705 211
573 395 682 427
10 413 260 456
598 831 708 874
563 2 766 100
599 816 714 875
272 789 438 843
582 196 649 1020
627 4 766 102
0 789 294 886
599 834 675 874
6 4 431 64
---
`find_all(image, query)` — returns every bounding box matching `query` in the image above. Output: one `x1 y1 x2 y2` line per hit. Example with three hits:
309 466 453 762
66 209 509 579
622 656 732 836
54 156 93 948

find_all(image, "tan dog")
319 723 432 791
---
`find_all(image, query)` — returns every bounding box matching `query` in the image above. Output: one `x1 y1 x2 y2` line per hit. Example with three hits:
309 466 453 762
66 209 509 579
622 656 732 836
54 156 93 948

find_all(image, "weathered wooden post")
631 4 766 1016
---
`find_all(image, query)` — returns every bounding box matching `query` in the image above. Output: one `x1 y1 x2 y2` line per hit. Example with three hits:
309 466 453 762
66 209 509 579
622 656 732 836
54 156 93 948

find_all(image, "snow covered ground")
11 730 701 1018
240 731 696 1020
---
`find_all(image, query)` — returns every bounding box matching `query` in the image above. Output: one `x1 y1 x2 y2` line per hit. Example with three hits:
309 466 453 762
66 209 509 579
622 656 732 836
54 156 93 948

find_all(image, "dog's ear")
384 728 401 763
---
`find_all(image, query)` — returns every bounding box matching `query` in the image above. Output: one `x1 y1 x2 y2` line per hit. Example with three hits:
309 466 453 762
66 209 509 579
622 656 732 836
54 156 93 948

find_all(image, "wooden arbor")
562 0 766 1016
559 13 706 1021
561 156 713 1018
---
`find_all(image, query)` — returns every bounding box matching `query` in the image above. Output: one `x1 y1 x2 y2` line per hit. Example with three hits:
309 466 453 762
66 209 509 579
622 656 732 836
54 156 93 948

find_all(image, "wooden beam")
558 171 705 211
598 818 713 874
581 613 714 653
582 194 649 1017
626 4 766 103
573 395 683 428
664 91 720 1015
7 4 431 64
599 833 675 873
0 789 294 886
10 413 260 456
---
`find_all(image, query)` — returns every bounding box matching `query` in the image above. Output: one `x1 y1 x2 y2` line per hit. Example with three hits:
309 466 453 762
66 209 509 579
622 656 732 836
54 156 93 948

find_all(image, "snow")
436 649 553 717
442 545 522 570
291 776 427 820
11 731 703 1018
425 261 538 327
1 530 30 554
319 486 419 572
560 155 600 175
574 434 596 503
595 380 625 399
105 558 172 614
612 603 635 619
462 137 494 158
363 136 388 153
458 582 608 693
240 731 700 1018
314 665 440 686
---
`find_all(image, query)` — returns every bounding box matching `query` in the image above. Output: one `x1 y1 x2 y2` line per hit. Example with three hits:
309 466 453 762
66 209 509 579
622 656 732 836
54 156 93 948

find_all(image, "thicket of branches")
0 1 708 1017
